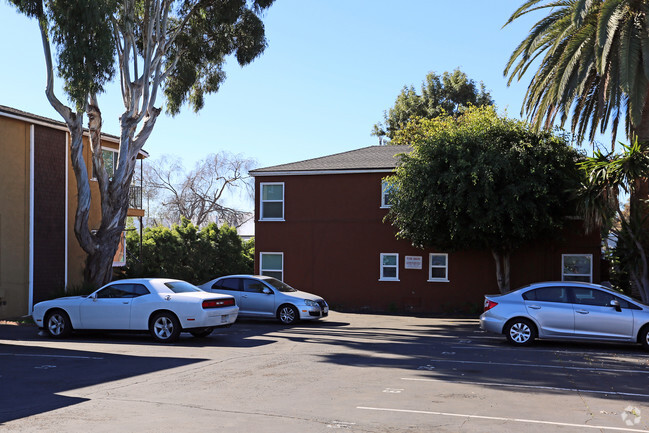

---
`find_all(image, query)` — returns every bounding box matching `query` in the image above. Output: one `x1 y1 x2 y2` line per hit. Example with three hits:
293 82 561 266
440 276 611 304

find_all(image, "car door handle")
123 301 129 304
528 305 541 310
241 295 248 298
576 310 589 314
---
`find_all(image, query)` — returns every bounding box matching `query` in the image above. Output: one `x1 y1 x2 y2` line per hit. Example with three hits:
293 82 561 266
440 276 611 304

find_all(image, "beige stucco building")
0 105 146 319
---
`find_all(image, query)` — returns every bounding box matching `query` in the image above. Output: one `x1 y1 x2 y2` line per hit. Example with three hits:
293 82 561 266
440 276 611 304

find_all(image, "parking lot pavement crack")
91 397 383 432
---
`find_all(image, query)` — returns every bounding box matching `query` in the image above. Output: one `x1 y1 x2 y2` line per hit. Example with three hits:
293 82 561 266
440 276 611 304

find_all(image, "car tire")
277 304 299 325
150 312 181 343
504 318 536 346
639 325 649 351
44 309 72 338
190 327 213 338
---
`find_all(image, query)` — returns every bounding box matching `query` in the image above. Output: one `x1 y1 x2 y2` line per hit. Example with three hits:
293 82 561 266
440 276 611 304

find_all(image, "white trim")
251 168 394 177
561 254 593 283
428 253 449 282
64 133 69 290
260 252 284 281
260 182 285 221
28 125 34 312
379 253 399 281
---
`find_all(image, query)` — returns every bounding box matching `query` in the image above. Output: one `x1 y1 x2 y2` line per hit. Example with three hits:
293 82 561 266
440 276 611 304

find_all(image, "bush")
124 218 253 285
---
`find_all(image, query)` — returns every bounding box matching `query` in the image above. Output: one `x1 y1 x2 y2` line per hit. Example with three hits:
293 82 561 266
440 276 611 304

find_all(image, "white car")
32 278 239 343
199 275 328 325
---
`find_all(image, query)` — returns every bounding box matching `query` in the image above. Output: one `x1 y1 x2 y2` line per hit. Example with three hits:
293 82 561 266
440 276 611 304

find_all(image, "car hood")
35 296 87 307
280 290 325 302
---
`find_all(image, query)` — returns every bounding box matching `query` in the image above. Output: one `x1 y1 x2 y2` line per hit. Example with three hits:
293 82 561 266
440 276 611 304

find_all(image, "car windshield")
264 277 297 292
163 281 202 293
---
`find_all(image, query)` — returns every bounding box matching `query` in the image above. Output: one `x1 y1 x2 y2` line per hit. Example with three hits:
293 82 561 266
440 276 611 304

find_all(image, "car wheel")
505 318 536 346
45 309 72 338
150 312 181 343
639 325 649 350
190 327 213 338
278 304 299 325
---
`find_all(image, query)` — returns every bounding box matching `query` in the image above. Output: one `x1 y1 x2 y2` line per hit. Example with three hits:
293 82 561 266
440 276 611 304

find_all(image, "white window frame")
562 254 593 283
381 179 393 208
260 182 285 221
379 253 399 281
260 252 284 281
428 253 449 282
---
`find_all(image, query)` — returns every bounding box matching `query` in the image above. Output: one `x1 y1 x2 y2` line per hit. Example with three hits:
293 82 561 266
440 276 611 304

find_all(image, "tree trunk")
491 250 511 294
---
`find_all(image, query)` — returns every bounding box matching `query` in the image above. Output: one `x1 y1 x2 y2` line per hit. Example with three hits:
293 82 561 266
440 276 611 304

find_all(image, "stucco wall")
0 117 30 318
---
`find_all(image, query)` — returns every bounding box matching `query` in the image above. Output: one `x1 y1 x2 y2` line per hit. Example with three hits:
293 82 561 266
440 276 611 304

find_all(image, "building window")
260 183 284 221
428 253 449 282
260 252 284 280
562 254 592 282
380 253 399 281
93 148 118 179
381 179 395 208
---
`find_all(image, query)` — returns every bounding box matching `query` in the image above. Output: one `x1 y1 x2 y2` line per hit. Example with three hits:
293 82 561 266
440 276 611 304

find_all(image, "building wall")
254 172 602 314
0 117 30 318
33 125 67 304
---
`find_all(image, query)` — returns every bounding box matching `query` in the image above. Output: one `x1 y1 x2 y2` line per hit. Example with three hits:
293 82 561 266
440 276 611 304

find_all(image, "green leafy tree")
9 0 274 287
373 69 493 142
125 218 253 283
386 106 583 293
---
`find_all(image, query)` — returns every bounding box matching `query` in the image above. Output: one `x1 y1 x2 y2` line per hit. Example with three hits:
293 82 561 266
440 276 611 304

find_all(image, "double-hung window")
260 182 284 221
428 253 449 282
380 253 399 281
381 179 395 208
562 254 592 282
93 148 118 180
260 252 284 280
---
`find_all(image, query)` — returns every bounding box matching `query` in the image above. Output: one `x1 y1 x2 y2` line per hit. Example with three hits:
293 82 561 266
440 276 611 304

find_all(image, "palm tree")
504 0 649 147
505 0 649 298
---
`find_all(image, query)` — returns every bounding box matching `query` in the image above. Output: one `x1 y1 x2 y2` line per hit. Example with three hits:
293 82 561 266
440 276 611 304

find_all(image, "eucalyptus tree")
9 0 274 286
372 68 493 142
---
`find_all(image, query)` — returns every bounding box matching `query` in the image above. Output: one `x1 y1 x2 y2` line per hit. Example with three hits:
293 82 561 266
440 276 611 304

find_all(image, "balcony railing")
129 185 143 209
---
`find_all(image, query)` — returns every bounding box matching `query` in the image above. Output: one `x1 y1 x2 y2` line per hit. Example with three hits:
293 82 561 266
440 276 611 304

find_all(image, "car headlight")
304 299 319 308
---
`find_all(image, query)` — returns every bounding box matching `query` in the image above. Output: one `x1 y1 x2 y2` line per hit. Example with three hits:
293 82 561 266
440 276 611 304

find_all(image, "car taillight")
484 299 498 312
202 298 235 309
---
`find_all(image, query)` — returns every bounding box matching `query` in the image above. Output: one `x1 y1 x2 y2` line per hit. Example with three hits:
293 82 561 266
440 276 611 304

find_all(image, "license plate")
221 315 229 323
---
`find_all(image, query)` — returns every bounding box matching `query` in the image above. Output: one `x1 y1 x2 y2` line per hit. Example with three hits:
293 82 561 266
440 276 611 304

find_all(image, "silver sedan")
199 275 328 325
480 281 649 349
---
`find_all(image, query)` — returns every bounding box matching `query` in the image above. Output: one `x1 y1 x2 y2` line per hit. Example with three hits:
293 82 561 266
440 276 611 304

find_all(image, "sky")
0 1 571 211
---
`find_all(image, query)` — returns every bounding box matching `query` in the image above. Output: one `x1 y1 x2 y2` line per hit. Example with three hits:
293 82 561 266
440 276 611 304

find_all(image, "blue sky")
0 1 565 210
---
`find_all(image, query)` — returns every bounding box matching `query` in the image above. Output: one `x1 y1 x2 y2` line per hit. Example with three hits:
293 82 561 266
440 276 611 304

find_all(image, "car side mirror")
91 293 97 302
610 299 621 312
262 288 272 295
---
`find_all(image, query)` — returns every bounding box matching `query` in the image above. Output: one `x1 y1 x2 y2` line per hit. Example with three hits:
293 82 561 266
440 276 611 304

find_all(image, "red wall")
254 172 601 314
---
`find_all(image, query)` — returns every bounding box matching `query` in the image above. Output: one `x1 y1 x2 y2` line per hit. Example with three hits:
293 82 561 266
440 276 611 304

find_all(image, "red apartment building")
250 145 602 314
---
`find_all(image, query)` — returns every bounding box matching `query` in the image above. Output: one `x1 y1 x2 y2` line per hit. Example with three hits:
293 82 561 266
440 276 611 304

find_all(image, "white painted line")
402 377 649 399
427 359 649 375
450 345 649 357
357 406 649 432
0 353 103 360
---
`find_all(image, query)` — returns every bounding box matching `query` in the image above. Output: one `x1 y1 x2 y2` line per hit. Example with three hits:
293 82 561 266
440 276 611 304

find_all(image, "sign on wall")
405 256 422 270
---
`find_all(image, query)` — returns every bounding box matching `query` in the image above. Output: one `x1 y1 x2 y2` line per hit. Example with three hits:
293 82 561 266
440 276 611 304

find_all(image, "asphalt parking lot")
2 312 649 432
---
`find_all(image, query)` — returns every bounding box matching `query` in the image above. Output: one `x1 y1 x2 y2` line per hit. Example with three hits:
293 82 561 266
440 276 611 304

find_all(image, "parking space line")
357 406 649 432
0 353 103 360
402 377 649 399
425 359 649 375
450 345 649 357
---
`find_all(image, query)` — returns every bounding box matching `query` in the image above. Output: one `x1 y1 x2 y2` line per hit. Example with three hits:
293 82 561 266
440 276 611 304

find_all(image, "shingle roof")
250 145 412 175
